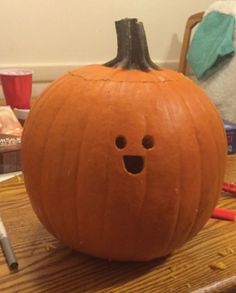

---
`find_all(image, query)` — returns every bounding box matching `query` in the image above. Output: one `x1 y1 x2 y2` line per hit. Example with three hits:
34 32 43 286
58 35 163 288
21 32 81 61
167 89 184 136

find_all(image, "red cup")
0 69 33 109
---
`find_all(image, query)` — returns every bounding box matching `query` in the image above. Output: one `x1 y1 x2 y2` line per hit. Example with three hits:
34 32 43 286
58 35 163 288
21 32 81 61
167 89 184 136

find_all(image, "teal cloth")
187 11 235 80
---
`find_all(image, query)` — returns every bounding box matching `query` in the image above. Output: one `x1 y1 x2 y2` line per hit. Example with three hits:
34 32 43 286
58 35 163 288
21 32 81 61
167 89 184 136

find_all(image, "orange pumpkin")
22 19 227 261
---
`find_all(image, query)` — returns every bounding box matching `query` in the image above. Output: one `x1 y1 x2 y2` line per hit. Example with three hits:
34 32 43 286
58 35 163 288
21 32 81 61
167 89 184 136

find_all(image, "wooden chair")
178 12 204 74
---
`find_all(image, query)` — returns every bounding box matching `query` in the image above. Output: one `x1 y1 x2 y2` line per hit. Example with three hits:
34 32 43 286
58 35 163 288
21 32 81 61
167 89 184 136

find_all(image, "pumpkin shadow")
28 225 169 293
63 250 168 293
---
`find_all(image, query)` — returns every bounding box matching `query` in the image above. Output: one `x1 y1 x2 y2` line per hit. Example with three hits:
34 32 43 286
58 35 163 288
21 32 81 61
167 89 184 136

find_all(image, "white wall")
0 0 214 96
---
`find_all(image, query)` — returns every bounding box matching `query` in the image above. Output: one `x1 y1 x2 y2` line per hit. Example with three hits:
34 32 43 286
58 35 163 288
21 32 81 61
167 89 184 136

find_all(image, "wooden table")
1 96 236 291
0 161 236 293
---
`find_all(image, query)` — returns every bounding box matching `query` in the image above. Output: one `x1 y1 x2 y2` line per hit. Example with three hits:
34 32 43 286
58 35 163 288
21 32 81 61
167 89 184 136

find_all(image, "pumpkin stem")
104 18 159 71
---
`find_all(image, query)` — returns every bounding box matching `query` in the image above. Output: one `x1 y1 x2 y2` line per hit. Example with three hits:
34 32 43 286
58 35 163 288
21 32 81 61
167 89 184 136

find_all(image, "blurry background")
0 0 214 97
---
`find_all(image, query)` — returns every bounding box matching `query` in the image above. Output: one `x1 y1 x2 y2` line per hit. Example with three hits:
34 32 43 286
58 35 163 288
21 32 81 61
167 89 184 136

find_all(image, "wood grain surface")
0 161 236 293
1 95 236 291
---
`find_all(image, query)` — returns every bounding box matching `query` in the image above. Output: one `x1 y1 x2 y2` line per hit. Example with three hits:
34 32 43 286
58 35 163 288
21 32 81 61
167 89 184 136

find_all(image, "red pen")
222 182 236 194
212 208 236 222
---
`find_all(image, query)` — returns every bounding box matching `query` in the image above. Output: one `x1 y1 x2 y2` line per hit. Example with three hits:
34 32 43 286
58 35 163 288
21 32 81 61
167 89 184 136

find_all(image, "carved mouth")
123 155 144 174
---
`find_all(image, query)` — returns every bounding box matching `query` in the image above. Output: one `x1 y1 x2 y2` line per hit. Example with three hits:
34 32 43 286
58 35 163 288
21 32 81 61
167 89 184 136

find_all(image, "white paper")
0 172 22 182
0 216 7 239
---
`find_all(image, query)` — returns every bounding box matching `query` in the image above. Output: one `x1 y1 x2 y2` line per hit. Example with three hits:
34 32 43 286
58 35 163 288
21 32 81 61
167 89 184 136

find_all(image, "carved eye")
142 135 154 149
115 135 127 149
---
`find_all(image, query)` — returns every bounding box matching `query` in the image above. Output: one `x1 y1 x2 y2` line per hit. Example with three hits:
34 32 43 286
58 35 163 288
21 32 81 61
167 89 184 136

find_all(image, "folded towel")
187 11 235 80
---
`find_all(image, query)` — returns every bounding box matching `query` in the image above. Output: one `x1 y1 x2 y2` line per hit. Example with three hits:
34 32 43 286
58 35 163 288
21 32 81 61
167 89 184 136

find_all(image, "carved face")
115 134 154 174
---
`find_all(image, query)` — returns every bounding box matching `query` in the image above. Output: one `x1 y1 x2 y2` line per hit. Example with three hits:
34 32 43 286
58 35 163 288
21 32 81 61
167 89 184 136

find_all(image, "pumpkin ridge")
96 81 116 257
37 89 74 240
22 75 73 236
184 81 224 241
168 83 203 250
53 82 89 248
184 88 226 240
156 85 183 256
74 80 109 253
177 86 210 244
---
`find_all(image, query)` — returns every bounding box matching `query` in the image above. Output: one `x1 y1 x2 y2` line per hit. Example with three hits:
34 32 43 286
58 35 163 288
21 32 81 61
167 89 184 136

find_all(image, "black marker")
0 216 18 272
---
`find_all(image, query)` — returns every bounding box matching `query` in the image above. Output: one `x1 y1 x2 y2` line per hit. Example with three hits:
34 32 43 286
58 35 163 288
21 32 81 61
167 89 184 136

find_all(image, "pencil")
0 216 18 272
